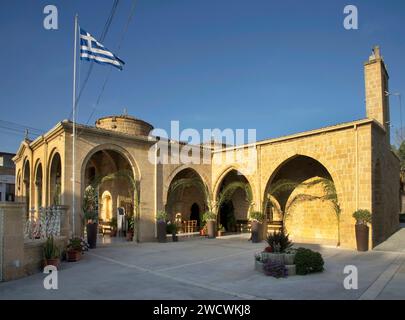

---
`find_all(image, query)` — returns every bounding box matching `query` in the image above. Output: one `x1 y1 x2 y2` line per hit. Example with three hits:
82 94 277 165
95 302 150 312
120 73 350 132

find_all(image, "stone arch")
80 144 139 238
214 168 253 232
48 150 62 206
34 159 43 210
16 169 21 196
213 166 257 206
100 190 113 222
22 157 30 214
163 164 210 205
80 143 141 183
165 167 208 227
264 154 339 244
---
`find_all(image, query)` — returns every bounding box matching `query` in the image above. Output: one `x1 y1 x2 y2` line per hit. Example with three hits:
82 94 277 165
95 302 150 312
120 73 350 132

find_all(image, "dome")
95 115 154 137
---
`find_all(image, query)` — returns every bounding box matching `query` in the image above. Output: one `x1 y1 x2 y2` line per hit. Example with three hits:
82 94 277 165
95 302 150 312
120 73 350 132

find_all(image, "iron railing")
24 207 62 240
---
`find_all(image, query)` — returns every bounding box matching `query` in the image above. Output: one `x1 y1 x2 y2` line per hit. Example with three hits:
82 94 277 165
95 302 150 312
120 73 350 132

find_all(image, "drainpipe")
355 124 359 210
154 140 158 238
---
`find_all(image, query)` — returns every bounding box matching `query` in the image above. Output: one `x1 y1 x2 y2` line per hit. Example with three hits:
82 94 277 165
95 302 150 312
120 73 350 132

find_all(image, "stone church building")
12 47 400 249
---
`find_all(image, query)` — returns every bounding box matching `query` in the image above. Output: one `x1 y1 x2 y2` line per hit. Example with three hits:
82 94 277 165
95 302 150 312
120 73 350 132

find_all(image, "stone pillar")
0 202 25 281
56 205 70 238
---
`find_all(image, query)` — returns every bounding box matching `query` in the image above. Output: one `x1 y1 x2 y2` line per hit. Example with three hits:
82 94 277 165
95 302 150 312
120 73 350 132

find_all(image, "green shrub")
166 223 177 234
249 211 265 223
352 209 371 224
43 236 60 260
202 211 216 222
156 210 167 222
294 247 324 275
265 230 293 253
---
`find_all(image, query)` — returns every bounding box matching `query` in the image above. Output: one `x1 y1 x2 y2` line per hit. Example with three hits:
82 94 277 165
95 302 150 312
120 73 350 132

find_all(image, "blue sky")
0 0 404 153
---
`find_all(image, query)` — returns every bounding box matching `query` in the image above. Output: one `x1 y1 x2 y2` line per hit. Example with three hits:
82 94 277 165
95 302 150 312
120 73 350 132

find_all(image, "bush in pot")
43 236 60 268
202 211 217 238
249 211 265 243
126 215 135 241
156 210 167 243
84 211 98 248
217 224 225 237
109 217 117 237
66 237 83 262
83 185 99 249
166 222 178 242
352 209 371 252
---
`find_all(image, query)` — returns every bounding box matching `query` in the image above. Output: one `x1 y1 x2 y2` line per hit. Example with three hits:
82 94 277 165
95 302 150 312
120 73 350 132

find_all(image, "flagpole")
72 14 78 237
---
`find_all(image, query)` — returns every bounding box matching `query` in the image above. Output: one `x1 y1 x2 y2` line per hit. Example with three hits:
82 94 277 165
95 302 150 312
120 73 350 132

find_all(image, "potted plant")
43 236 60 268
126 215 135 241
66 237 83 262
156 210 167 243
249 210 265 243
199 223 207 236
110 217 117 237
217 224 225 237
353 209 372 251
167 222 178 242
84 211 98 249
264 230 293 263
203 211 217 238
83 186 99 249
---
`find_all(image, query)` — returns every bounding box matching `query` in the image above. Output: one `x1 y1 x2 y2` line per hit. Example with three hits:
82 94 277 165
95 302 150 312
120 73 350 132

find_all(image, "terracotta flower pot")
355 224 369 251
126 231 134 241
44 258 60 268
67 250 81 262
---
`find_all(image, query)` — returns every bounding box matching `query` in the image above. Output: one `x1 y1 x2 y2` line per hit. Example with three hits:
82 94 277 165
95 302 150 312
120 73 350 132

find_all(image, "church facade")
13 47 400 249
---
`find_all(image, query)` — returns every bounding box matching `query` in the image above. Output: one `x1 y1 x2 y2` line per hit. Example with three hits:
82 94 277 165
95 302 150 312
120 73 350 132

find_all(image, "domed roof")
95 115 154 137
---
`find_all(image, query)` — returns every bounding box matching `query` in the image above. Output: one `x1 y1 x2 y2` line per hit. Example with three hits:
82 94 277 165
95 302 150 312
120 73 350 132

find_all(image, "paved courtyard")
0 235 404 300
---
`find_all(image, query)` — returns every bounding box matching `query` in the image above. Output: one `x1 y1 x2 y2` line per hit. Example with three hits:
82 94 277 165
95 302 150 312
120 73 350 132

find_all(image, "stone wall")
0 202 67 282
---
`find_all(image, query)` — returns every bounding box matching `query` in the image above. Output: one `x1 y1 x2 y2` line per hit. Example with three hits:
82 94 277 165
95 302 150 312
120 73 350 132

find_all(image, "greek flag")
79 28 125 70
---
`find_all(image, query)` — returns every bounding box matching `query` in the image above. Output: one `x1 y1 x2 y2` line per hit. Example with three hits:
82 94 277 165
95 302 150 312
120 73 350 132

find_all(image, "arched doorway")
49 153 62 206
190 203 200 227
23 159 30 216
82 149 135 238
101 191 113 221
166 168 207 229
215 169 251 232
264 155 338 244
34 162 43 211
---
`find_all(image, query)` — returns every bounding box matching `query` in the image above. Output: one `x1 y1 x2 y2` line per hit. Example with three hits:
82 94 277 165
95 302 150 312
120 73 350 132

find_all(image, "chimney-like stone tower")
364 46 390 142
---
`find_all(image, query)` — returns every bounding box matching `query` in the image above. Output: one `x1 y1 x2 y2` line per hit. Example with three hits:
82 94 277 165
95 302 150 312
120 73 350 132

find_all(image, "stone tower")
364 46 390 142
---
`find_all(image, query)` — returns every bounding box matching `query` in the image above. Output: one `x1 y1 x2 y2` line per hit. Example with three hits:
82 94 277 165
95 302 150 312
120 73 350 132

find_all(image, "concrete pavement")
0 235 404 300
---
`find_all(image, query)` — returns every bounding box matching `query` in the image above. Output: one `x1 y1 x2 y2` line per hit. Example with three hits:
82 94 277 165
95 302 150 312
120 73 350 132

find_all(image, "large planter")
157 221 167 243
261 252 285 264
67 250 81 262
355 224 369 251
126 231 134 241
86 223 98 249
207 220 216 239
284 253 296 265
251 221 262 243
44 258 60 268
